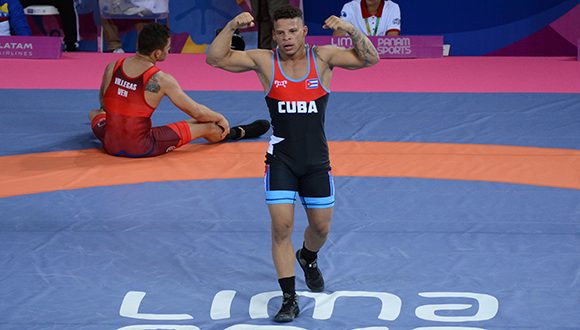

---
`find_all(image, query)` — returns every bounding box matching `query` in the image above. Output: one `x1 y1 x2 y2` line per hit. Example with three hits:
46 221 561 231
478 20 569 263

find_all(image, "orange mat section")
1 142 579 198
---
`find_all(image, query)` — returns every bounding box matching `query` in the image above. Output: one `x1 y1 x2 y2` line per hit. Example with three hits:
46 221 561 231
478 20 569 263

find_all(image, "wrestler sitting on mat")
89 22 269 158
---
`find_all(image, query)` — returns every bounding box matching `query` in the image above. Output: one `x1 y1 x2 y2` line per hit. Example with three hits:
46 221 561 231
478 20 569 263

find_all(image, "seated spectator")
99 0 169 53
334 0 401 37
19 0 79 51
0 0 32 36
101 18 147 53
100 0 168 17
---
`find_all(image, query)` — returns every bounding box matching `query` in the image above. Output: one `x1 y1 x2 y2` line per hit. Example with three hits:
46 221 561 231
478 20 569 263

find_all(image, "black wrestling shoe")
273 293 299 323
296 249 325 292
229 119 270 140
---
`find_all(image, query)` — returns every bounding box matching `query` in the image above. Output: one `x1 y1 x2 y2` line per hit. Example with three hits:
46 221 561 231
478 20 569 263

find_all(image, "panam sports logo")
306 79 319 89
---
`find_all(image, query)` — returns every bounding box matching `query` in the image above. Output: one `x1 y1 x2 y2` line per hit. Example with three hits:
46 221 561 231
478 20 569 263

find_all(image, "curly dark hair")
272 5 303 22
137 23 171 55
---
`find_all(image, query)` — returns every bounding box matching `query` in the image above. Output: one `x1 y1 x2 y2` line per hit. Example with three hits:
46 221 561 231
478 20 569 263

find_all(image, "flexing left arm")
322 15 379 69
347 27 380 67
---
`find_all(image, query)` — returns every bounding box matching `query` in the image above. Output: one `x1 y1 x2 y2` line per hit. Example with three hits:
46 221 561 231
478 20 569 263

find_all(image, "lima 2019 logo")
116 290 499 329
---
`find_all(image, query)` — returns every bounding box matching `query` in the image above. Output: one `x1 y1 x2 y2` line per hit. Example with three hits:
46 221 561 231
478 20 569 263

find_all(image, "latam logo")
117 290 499 330
0 42 33 50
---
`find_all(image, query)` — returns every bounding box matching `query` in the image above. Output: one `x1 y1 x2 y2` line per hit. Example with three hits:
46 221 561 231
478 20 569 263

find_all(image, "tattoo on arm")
348 29 379 66
145 74 161 93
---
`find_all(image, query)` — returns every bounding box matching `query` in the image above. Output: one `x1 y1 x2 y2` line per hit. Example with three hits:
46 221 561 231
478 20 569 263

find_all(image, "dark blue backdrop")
69 0 580 55
304 0 580 55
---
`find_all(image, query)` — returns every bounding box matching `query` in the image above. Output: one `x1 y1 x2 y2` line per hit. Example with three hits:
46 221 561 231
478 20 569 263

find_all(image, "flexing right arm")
206 12 261 72
159 72 229 132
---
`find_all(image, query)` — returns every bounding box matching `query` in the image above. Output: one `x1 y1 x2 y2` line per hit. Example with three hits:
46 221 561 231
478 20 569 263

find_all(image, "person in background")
101 18 147 53
334 0 400 37
250 0 289 49
99 0 169 53
101 18 125 53
0 0 32 36
19 0 79 51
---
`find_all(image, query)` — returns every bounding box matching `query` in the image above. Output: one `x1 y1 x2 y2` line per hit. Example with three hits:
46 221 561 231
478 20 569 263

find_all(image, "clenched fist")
323 15 355 35
228 12 256 30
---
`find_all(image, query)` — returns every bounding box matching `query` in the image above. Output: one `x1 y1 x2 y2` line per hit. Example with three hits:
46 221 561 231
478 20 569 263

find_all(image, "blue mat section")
1 90 579 156
1 178 579 329
1 88 580 329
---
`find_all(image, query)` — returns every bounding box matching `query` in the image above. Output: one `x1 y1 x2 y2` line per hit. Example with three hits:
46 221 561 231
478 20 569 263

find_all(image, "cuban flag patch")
306 79 319 89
